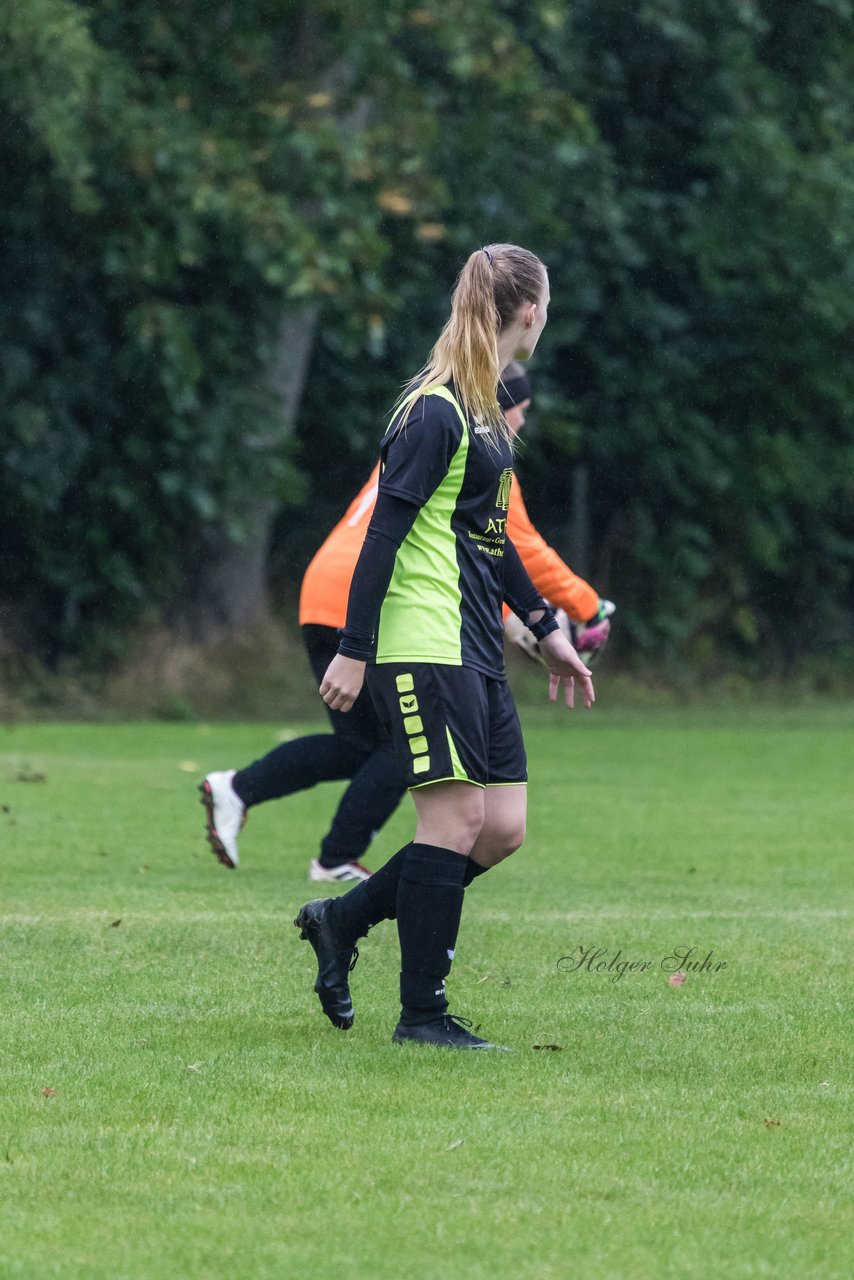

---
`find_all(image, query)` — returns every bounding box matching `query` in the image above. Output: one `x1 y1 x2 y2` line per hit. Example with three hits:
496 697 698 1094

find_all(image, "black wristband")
529 610 559 642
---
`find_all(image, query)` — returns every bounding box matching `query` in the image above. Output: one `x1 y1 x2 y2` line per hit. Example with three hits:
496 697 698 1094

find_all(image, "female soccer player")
199 365 611 881
294 243 595 1051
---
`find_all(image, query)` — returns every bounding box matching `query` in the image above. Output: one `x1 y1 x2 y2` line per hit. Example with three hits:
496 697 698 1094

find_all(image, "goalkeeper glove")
571 599 615 662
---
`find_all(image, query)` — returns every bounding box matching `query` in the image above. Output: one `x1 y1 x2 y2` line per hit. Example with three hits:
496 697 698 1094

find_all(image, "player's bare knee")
474 820 526 865
415 783 484 853
457 798 486 851
493 821 525 860
506 820 526 854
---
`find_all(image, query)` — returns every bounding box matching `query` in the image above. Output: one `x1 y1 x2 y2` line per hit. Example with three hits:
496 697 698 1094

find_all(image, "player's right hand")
320 654 366 712
537 629 595 709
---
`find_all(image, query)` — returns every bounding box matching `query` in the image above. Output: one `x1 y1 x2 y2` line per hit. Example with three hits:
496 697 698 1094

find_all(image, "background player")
200 365 613 881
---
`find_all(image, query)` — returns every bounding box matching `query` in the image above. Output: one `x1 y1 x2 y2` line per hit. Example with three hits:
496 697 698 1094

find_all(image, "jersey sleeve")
378 394 464 507
506 474 599 623
503 537 559 639
337 492 421 660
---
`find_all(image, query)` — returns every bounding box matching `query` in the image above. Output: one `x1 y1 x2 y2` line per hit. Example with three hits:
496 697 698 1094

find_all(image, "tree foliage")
1 0 853 669
1 0 551 654
546 0 854 663
297 0 854 668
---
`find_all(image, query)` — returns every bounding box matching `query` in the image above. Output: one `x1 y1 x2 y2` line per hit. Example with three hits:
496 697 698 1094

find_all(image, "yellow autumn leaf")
416 222 446 241
378 190 414 215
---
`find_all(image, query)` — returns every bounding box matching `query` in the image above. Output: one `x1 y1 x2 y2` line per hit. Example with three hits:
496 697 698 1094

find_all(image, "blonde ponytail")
395 243 546 443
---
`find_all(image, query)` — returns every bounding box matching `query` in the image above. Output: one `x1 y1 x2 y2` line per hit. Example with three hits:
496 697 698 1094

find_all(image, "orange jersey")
504 474 599 623
299 465 381 628
298 465 598 628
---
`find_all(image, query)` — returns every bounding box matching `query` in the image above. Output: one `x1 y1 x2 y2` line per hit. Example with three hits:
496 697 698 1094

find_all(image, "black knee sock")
232 735 365 807
463 860 489 887
319 746 406 868
396 843 467 1021
331 845 486 943
330 843 413 941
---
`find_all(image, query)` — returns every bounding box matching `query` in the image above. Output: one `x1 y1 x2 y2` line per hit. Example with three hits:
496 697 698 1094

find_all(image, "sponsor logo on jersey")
496 467 512 511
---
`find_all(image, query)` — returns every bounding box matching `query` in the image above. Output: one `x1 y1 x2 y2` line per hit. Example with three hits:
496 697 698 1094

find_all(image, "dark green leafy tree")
2 0 853 673
296 0 854 670
1 0 569 657
534 0 854 664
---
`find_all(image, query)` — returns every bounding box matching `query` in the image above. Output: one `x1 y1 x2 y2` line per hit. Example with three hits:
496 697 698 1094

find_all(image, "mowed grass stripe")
1 712 851 1280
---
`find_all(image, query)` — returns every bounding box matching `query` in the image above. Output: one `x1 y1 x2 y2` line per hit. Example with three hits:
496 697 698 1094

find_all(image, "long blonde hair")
395 243 547 442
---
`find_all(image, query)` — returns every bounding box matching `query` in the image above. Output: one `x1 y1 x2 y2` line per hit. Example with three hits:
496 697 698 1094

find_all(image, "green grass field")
2 706 852 1279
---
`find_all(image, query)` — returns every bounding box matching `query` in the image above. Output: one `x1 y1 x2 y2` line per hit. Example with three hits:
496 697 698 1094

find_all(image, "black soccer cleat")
392 1013 510 1051
293 898 359 1031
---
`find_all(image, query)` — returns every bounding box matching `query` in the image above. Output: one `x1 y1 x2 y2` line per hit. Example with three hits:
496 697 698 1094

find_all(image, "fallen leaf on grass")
446 1139 463 1151
533 1044 564 1052
185 1063 203 1072
109 919 122 928
763 1118 782 1127
668 971 687 987
42 1087 57 1098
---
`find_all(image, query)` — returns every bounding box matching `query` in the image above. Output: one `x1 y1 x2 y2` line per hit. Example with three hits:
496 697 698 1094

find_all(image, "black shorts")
366 663 527 789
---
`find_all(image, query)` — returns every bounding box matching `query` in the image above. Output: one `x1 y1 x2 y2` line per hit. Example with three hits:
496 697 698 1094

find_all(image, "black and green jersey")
374 385 515 679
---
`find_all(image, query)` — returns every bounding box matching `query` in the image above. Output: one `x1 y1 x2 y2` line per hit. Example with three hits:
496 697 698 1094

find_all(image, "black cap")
497 361 532 411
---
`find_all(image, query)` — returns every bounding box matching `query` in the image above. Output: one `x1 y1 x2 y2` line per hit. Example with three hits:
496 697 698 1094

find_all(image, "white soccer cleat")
199 770 247 869
309 858 372 883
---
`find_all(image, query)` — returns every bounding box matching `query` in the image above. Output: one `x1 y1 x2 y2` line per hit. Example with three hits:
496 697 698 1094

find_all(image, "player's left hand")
537 628 595 709
319 654 366 712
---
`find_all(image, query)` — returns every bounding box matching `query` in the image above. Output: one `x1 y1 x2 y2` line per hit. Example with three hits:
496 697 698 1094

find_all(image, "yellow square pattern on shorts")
395 673 415 693
412 756 431 774
403 715 423 735
408 735 429 756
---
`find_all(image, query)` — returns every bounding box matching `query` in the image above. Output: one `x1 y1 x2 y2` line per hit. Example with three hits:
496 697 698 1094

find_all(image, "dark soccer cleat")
293 898 359 1030
392 1014 510 1051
